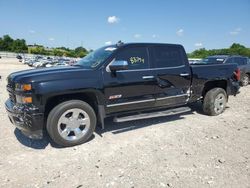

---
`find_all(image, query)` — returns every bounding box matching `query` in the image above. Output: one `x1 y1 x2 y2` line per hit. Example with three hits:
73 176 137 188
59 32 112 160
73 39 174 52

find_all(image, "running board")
113 106 191 123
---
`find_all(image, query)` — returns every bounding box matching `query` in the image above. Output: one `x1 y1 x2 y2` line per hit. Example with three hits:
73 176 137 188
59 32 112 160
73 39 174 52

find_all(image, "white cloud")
48 37 55 41
152 34 158 38
29 30 35 34
230 31 238 35
134 34 141 38
194 43 203 47
105 41 112 45
176 29 184 36
107 16 120 24
230 27 242 35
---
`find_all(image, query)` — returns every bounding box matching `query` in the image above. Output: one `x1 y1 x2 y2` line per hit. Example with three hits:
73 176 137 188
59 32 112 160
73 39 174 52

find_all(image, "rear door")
149 45 192 107
103 45 156 114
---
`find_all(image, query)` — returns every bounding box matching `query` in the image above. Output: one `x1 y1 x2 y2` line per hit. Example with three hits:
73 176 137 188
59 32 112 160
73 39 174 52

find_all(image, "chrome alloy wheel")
57 108 90 141
242 75 249 86
214 93 226 114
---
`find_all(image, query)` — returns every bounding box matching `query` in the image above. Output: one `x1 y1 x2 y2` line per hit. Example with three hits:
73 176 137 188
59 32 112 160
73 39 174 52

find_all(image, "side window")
235 57 246 65
242 58 248 65
152 46 184 68
115 47 149 70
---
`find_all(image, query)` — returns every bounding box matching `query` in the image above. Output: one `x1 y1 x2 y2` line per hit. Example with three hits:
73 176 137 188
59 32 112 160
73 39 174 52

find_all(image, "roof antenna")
116 40 124 47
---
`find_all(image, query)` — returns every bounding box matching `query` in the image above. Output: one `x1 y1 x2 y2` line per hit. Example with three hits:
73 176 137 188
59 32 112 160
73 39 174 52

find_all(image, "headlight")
16 95 32 104
15 83 32 91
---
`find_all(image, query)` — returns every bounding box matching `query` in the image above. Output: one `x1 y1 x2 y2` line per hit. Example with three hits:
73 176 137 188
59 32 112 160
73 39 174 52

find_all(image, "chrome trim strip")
106 98 155 107
116 65 186 72
180 73 190 77
156 94 188 101
142 76 155 79
107 94 189 107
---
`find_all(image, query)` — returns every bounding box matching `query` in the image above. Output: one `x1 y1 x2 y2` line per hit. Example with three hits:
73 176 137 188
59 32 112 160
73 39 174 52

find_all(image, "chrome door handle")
180 73 190 77
142 76 155 79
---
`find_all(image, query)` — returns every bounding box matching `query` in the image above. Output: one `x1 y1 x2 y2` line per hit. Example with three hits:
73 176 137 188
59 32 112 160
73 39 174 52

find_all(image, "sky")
0 0 249 52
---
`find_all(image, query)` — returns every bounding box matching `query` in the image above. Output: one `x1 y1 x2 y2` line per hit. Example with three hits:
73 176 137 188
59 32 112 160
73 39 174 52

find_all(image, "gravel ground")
0 58 249 188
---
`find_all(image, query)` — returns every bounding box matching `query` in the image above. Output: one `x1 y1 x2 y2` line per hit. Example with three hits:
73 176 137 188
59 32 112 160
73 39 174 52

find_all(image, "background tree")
11 39 28 53
188 43 250 58
74 46 88 57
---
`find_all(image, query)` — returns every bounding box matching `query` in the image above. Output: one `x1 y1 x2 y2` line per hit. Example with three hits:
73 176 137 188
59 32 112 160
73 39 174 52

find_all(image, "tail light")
234 68 241 81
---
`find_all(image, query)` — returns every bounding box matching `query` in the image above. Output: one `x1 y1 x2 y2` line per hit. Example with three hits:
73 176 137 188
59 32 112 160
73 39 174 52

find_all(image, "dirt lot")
0 58 249 188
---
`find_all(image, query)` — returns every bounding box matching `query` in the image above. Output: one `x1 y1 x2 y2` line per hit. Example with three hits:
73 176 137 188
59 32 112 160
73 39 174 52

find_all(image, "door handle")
180 73 190 77
142 76 155 80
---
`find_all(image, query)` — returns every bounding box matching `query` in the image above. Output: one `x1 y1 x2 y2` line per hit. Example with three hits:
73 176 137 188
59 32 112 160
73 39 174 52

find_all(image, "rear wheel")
203 88 227 116
46 100 96 147
240 74 249 86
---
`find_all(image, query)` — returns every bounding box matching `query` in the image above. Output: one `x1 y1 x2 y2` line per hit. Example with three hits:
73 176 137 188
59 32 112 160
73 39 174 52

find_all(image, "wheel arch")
44 90 105 128
202 80 228 99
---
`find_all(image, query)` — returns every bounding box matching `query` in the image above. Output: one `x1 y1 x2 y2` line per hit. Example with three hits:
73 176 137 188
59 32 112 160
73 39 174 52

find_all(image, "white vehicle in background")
188 58 202 64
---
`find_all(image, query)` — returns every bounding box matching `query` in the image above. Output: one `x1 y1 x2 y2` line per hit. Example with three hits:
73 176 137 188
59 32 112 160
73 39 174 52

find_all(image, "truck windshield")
75 46 117 69
200 57 226 64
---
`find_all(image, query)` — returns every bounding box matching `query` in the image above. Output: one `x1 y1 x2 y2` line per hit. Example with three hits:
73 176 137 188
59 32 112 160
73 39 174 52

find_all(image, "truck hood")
8 66 98 84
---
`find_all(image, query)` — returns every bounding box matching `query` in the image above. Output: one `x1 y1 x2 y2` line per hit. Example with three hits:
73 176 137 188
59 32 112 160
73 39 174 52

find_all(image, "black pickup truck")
200 55 250 86
5 43 240 146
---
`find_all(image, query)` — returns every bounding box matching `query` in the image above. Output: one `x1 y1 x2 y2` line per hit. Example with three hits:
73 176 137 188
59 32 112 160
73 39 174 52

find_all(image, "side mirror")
109 60 128 72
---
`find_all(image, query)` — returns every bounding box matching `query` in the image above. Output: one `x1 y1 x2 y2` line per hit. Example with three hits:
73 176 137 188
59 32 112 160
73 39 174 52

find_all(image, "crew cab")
5 43 240 147
200 55 250 86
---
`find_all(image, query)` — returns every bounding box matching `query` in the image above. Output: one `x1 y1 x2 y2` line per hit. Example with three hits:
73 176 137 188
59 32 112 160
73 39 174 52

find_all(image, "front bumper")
5 99 44 139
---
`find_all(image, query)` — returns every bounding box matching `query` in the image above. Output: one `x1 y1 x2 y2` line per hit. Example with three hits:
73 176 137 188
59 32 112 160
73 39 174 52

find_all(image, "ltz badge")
109 95 122 100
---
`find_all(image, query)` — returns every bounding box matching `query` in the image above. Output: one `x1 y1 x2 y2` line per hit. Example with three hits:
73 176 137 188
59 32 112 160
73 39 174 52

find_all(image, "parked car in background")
16 55 22 60
188 58 201 64
6 43 240 146
200 55 250 86
21 55 75 68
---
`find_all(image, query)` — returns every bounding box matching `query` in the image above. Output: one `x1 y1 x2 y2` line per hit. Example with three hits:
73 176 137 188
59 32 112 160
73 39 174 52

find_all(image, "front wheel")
203 88 227 116
46 100 96 147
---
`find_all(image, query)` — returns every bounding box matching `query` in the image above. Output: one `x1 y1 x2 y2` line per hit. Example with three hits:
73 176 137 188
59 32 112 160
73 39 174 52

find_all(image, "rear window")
200 57 226 64
151 46 184 68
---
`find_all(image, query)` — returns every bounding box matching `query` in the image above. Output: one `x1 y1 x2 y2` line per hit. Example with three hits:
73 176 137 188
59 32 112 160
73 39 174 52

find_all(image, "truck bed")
190 63 238 100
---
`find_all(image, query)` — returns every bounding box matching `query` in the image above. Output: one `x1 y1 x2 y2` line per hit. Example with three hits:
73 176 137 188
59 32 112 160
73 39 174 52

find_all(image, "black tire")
203 88 227 116
240 74 249 86
46 100 96 147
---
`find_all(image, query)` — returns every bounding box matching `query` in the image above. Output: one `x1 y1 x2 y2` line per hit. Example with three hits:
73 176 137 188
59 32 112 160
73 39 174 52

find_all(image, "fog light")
23 97 32 103
16 95 32 104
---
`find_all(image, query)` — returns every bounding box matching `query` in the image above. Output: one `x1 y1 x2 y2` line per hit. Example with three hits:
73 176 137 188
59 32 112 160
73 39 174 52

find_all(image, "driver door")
102 45 156 114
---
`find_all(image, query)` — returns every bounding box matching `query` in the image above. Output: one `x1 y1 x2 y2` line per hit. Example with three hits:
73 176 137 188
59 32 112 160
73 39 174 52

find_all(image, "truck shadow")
14 129 95 149
14 103 205 149
14 129 50 149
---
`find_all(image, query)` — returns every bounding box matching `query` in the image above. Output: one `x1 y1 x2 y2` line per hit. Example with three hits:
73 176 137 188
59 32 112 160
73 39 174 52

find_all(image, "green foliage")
52 49 64 57
0 34 89 58
27 46 88 58
74 46 88 57
29 46 47 55
11 39 28 53
0 35 27 53
188 43 250 58
2 34 248 59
